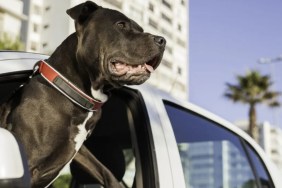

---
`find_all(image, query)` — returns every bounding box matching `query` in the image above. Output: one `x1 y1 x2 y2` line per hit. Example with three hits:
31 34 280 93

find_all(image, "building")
259 122 282 177
180 142 254 188
22 0 189 99
97 0 189 99
0 0 26 40
235 120 282 177
40 0 81 54
21 0 44 52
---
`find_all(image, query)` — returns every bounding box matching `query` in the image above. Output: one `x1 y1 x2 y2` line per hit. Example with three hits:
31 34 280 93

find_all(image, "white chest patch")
91 88 108 102
73 88 107 151
45 112 93 188
45 89 107 187
74 112 93 151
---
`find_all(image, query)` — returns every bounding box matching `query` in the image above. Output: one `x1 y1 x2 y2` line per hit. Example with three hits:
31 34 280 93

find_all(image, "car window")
0 71 32 104
70 88 156 188
70 91 137 188
246 145 274 188
164 101 273 188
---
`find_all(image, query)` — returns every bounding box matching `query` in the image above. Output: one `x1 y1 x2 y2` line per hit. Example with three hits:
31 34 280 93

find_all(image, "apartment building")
259 122 282 177
236 120 282 177
97 0 189 99
20 0 188 99
0 0 26 39
21 0 44 52
180 141 255 188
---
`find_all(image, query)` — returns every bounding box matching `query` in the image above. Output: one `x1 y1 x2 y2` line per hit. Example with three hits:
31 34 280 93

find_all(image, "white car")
0 51 281 188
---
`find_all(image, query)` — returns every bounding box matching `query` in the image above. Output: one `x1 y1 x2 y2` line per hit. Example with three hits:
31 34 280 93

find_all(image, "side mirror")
0 128 30 188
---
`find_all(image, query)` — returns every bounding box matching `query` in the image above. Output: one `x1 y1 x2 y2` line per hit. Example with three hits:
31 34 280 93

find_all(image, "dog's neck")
46 33 106 99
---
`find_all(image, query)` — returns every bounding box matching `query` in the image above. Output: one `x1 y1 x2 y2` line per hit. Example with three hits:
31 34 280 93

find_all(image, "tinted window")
164 101 263 188
246 145 274 187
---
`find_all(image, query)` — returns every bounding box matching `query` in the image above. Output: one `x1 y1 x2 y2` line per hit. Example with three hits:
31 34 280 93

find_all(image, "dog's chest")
73 88 107 151
74 112 93 151
45 112 94 188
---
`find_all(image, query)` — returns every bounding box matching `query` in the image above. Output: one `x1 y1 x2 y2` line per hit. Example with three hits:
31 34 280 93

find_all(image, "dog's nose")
154 36 166 47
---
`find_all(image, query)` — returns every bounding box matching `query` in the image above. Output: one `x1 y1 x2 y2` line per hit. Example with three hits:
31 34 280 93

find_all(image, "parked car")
0 51 281 188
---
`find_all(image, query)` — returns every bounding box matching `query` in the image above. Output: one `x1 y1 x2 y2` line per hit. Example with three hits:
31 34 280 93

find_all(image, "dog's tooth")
115 63 126 71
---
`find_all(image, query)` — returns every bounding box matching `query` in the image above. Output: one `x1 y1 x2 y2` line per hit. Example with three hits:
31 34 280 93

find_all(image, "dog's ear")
66 1 100 23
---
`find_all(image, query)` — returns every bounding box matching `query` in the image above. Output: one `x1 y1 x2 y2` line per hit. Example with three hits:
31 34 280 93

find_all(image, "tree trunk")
248 104 258 142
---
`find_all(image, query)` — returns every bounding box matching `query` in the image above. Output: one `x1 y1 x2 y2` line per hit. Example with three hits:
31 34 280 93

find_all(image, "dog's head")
67 1 166 88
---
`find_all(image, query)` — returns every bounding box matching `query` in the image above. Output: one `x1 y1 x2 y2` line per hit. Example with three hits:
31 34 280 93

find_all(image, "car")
0 51 281 188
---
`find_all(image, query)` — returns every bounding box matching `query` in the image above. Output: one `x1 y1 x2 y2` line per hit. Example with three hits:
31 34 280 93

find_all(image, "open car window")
70 88 157 188
0 52 49 104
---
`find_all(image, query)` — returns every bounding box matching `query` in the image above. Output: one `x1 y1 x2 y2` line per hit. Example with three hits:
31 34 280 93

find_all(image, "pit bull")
0 1 165 188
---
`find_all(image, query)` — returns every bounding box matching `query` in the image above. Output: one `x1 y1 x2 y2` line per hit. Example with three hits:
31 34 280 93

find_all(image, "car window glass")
164 101 261 188
246 145 274 187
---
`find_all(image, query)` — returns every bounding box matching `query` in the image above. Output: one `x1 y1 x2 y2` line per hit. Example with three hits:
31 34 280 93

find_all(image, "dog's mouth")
109 55 160 76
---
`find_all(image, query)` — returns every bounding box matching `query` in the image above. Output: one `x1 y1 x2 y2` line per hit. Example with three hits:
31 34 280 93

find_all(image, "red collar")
34 60 104 111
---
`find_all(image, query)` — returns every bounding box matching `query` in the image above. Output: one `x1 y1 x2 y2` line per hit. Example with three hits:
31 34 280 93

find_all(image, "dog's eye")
116 21 126 29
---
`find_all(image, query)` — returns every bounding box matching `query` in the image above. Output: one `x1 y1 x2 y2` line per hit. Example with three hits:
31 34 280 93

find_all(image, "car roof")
0 51 49 74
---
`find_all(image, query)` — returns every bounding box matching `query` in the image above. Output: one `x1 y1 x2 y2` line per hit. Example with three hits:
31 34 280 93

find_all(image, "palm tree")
224 70 280 141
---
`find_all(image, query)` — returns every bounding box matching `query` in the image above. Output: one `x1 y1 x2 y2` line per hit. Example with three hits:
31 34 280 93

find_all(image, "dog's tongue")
113 62 154 74
145 63 154 73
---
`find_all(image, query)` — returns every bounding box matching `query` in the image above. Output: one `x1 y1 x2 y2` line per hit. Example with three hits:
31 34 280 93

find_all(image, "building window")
33 24 39 33
161 28 172 38
30 41 37 51
270 129 277 134
177 38 186 47
166 46 172 54
43 24 49 29
149 3 154 12
42 42 48 48
45 6 51 11
0 13 4 31
161 13 172 24
129 6 142 21
162 59 172 69
178 24 182 32
33 5 41 15
148 18 158 29
177 67 182 75
103 0 122 9
162 0 172 9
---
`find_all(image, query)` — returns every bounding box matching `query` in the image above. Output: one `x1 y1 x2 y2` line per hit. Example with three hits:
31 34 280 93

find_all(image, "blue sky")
189 0 282 128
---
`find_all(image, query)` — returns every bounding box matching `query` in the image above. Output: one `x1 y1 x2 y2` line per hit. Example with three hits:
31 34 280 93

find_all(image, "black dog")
0 1 165 188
